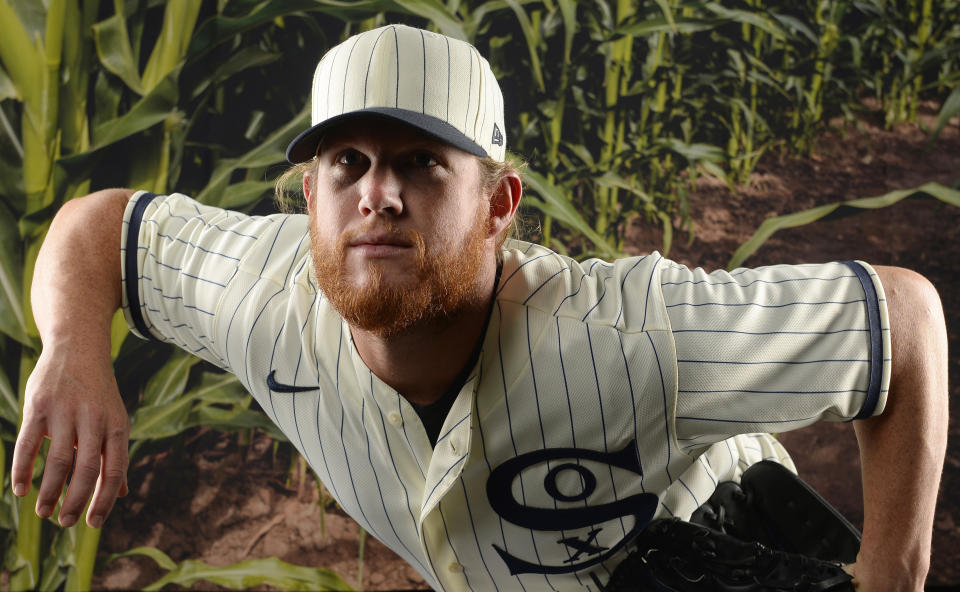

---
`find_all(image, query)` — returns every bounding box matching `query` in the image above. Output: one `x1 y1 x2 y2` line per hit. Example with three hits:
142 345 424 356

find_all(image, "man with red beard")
13 24 947 592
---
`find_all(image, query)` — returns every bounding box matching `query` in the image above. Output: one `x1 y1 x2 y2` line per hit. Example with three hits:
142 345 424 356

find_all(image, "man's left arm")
848 266 948 591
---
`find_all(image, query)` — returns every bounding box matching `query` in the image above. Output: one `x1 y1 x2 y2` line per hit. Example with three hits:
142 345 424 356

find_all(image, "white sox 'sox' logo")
486 440 658 575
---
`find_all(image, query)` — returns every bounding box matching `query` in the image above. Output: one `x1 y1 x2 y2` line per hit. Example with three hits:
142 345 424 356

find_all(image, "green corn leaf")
141 0 202 92
143 557 354 591
769 13 817 44
186 406 287 441
189 46 280 100
524 169 621 258
58 0 93 158
0 1 43 103
177 371 286 439
0 365 17 430
186 0 411 60
616 15 720 37
657 210 673 256
0 64 18 101
108 548 353 591
0 447 7 528
63 520 101 592
0 200 28 345
90 73 179 149
142 349 200 407
129 395 195 440
558 0 576 59
12 488 41 590
37 524 78 592
183 371 246 404
218 180 278 210
6 0 46 41
728 183 960 269
698 160 737 194
929 85 960 144
504 0 546 92
704 3 787 40
656 138 726 163
564 143 595 167
186 0 321 59
594 171 653 204
107 546 177 571
651 0 677 32
393 0 465 40
91 13 145 95
110 309 129 361
125 127 168 195
91 69 123 132
196 106 309 207
58 72 179 177
727 49 746 83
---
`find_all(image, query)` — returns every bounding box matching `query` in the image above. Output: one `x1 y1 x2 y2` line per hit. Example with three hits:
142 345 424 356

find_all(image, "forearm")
853 266 949 589
13 188 135 527
32 188 133 353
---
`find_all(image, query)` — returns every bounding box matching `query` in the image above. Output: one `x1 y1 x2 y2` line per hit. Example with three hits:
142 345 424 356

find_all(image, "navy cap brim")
285 108 489 163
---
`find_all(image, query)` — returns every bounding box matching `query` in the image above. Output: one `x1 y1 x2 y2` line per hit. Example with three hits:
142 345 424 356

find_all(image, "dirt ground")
92 106 960 590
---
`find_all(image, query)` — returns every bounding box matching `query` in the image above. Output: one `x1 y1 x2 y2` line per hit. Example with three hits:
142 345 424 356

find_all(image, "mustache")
336 222 425 253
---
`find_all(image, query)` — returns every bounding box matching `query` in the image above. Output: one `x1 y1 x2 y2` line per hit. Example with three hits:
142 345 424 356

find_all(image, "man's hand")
11 188 133 529
12 345 130 528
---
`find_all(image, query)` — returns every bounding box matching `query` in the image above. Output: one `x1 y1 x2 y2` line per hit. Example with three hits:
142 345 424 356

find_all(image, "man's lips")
348 233 412 248
346 231 415 256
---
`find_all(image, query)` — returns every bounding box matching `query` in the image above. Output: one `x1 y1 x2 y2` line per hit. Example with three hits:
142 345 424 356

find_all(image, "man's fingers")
59 432 103 527
86 426 128 528
11 418 45 496
34 427 77 518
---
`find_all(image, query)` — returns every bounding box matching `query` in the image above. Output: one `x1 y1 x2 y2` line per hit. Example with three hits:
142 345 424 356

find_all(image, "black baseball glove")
598 461 860 591
600 518 854 591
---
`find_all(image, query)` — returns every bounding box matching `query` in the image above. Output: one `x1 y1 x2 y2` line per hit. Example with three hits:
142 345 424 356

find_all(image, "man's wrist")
40 329 115 366
852 548 930 591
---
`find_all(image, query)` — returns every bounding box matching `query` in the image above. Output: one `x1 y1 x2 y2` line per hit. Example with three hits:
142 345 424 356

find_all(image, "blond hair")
274 160 316 213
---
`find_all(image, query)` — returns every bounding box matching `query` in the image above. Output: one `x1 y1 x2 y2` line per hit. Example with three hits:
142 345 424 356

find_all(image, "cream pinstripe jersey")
120 191 891 592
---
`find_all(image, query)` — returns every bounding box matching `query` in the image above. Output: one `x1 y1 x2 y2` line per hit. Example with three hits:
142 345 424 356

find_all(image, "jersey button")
387 411 403 426
448 562 464 573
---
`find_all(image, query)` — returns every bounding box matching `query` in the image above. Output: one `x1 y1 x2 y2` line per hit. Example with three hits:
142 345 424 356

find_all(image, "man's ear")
488 171 522 239
303 165 316 210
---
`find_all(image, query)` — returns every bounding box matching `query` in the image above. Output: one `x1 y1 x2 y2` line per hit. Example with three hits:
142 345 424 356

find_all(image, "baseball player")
12 24 947 592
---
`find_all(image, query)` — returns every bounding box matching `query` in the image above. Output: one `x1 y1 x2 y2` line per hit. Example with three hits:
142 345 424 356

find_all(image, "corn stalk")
595 0 634 240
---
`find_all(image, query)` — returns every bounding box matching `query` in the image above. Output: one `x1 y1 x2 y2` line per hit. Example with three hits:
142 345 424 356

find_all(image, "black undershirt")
411 264 501 447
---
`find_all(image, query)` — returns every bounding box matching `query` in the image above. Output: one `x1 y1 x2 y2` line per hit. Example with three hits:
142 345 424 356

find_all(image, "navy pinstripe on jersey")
121 191 892 592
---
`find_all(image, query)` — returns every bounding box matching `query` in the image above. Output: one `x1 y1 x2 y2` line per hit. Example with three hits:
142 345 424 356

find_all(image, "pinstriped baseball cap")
286 24 506 163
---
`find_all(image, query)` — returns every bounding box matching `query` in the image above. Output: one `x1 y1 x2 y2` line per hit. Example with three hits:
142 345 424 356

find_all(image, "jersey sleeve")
659 259 891 447
120 191 312 371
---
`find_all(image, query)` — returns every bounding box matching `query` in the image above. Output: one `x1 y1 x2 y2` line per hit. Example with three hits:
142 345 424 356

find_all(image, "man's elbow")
873 265 948 406
874 265 945 336
50 188 135 239
71 188 135 212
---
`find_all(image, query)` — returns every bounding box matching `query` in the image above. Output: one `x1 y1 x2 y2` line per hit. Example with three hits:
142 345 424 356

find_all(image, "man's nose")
357 164 403 216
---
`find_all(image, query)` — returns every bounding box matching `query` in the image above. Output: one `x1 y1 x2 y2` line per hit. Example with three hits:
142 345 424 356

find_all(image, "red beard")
310 208 489 337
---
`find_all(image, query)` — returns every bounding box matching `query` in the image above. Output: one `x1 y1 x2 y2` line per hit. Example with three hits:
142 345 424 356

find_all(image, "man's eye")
336 150 363 165
411 152 439 168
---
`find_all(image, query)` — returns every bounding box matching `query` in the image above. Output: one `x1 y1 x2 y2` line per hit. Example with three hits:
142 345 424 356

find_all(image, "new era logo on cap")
492 122 503 146
287 25 507 163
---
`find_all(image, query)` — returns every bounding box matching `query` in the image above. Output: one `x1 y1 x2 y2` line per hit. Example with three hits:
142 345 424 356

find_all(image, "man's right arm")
11 188 133 529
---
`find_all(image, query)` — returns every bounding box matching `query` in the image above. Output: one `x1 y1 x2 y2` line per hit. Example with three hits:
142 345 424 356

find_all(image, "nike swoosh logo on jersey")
266 370 319 393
